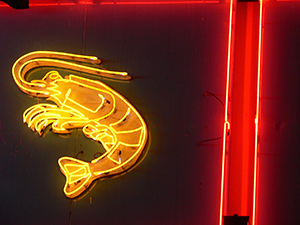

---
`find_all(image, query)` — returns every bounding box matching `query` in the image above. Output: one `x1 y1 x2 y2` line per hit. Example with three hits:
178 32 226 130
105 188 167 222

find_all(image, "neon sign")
219 1 264 224
12 51 148 198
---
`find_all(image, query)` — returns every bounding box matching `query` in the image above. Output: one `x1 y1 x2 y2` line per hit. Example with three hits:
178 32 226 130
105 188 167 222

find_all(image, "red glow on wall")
0 0 220 8
111 1 219 4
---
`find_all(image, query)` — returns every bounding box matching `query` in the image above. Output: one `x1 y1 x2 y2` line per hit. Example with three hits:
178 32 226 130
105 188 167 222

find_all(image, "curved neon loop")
13 51 148 198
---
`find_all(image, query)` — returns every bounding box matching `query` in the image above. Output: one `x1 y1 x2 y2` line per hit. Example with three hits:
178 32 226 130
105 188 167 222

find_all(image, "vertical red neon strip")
252 0 263 224
219 0 234 224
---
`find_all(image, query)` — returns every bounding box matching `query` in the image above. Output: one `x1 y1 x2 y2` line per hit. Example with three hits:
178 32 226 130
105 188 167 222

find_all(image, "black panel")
1 0 29 9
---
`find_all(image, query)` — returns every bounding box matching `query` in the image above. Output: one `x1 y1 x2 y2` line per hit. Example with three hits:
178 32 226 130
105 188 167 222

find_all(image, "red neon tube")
219 0 235 224
0 0 220 8
252 0 264 224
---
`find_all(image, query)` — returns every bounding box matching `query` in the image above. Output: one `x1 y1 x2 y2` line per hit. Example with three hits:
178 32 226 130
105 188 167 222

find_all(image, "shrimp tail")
58 157 95 198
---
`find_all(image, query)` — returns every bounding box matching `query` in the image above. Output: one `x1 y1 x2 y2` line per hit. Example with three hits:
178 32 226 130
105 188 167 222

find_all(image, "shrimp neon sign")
12 51 148 198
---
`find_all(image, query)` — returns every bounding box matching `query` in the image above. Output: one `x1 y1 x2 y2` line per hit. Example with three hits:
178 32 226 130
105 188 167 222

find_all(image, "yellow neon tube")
13 51 148 198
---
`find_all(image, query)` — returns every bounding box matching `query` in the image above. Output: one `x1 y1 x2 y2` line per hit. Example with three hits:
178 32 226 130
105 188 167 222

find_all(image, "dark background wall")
0 2 229 225
258 1 300 225
1 1 300 225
